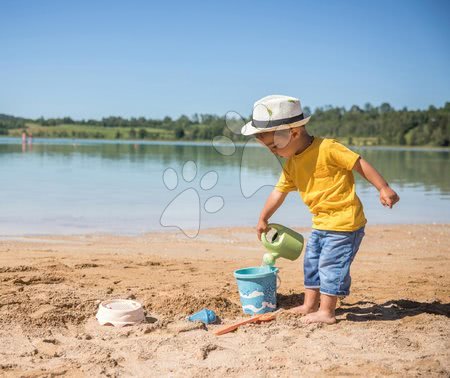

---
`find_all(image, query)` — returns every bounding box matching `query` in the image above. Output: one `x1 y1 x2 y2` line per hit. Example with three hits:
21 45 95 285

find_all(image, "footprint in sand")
160 160 224 238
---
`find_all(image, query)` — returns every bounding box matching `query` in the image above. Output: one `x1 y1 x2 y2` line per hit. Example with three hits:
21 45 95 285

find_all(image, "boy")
241 95 400 324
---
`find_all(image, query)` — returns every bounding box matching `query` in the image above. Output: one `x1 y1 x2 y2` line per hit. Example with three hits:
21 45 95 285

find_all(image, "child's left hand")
379 186 400 208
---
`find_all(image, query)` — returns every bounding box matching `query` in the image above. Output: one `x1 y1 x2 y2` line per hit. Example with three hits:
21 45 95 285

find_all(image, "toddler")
241 95 400 324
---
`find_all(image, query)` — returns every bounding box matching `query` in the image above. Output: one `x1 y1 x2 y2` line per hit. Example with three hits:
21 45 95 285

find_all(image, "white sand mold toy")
96 299 145 327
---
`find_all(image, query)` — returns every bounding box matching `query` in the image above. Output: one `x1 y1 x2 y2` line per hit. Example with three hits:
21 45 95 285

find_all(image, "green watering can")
261 223 304 266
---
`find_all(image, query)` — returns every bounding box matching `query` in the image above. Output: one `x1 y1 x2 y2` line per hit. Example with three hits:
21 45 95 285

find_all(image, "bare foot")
289 304 318 315
301 310 336 324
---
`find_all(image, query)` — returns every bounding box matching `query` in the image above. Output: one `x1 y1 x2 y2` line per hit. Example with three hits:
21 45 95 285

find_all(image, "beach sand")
0 224 449 377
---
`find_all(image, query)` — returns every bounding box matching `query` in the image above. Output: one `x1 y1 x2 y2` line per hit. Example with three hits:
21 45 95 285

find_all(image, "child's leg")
291 230 322 314
302 293 337 324
302 227 365 324
291 288 320 314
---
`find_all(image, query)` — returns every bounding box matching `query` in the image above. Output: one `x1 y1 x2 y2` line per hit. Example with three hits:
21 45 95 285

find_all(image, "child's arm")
353 157 400 208
257 190 288 240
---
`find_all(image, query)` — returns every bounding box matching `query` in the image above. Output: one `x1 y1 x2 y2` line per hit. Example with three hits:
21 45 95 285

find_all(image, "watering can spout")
261 224 304 264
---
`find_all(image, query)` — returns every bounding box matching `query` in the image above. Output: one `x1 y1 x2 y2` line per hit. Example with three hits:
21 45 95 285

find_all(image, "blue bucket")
234 266 279 315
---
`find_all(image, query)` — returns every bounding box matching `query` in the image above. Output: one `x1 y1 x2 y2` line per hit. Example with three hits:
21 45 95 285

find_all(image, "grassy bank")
6 123 385 147
8 122 174 140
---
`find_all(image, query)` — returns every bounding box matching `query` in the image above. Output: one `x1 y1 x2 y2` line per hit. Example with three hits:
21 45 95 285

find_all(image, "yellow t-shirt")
275 137 366 231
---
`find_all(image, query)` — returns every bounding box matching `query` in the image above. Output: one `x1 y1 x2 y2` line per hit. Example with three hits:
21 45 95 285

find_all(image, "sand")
0 224 449 377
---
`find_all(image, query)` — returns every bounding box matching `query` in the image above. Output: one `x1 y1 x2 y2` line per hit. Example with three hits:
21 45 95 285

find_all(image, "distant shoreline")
2 103 449 147
1 223 450 240
1 135 449 151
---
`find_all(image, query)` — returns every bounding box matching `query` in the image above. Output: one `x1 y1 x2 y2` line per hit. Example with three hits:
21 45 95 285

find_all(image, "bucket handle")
276 273 281 289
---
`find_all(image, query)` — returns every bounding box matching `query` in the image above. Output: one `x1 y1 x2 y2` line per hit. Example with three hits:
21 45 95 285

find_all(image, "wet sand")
0 224 449 377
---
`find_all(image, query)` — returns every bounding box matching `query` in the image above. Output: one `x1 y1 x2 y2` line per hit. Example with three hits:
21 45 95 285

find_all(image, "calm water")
0 137 449 236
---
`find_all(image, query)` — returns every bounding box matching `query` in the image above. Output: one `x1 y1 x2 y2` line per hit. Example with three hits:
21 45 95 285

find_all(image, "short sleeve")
275 164 297 193
329 140 360 170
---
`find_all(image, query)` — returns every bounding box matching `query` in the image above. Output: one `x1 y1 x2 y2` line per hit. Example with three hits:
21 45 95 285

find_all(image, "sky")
1 0 449 120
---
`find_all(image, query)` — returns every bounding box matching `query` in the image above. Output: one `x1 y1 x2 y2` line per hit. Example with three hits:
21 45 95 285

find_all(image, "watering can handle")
267 223 283 231
261 231 270 245
261 223 283 244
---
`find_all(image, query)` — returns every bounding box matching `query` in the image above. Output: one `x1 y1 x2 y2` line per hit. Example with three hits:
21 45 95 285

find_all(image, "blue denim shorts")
303 227 365 296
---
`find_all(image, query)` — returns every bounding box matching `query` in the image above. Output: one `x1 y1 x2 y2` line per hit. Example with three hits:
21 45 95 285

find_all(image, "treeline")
307 103 449 146
1 102 448 146
0 114 28 135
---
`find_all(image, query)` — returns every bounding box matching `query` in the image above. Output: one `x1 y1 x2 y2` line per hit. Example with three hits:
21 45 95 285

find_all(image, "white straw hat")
241 95 311 136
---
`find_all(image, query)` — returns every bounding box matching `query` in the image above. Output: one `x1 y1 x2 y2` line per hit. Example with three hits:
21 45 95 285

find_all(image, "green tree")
174 126 185 139
138 128 148 139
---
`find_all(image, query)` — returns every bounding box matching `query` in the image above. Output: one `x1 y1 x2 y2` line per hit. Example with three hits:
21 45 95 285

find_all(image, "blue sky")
1 0 449 120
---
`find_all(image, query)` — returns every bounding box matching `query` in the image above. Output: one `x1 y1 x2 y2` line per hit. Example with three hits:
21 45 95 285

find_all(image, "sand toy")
261 223 304 266
234 266 279 315
96 299 145 327
213 310 280 336
187 308 217 324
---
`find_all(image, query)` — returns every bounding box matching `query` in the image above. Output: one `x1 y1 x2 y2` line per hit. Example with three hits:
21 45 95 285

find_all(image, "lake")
1 137 449 237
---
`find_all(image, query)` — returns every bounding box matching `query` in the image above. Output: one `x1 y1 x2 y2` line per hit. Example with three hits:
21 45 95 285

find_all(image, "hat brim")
241 116 311 136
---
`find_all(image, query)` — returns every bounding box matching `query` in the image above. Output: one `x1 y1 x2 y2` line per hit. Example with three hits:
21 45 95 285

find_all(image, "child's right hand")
379 185 400 208
256 218 269 241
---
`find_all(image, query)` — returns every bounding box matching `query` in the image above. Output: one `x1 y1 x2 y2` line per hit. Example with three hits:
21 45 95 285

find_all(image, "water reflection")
2 138 448 195
0 137 449 235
